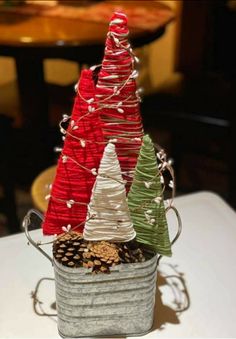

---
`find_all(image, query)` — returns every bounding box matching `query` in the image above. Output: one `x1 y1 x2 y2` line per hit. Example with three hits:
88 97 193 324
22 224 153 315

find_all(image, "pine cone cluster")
53 232 146 274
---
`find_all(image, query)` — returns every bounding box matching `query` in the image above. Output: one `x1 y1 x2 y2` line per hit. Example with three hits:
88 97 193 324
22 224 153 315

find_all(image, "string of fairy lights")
43 14 176 235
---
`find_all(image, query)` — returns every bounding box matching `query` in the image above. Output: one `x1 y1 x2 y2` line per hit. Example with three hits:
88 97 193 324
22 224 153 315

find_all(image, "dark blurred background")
0 0 236 235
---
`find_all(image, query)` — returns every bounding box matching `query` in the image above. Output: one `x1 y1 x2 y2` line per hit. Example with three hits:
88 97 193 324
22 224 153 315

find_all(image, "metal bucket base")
58 321 153 338
58 318 154 338
54 254 158 338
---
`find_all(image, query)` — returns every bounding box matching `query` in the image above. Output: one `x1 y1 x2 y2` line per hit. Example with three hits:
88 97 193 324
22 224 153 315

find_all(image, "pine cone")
89 241 120 273
53 232 84 268
117 242 146 263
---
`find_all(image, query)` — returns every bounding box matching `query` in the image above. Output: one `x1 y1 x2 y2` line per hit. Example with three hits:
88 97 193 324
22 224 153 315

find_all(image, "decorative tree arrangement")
40 12 177 273
53 142 143 274
24 10 182 339
128 135 172 256
95 12 144 190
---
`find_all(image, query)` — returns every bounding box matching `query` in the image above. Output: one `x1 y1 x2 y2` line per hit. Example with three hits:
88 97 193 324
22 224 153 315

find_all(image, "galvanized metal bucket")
23 206 181 338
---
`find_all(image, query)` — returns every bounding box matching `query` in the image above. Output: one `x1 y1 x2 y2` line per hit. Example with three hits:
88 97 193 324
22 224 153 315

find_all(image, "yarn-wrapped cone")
96 12 144 190
83 143 136 242
128 135 172 256
42 70 105 235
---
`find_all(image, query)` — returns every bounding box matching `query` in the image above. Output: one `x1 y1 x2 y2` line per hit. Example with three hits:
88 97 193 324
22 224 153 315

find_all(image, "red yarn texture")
96 12 143 190
42 69 105 235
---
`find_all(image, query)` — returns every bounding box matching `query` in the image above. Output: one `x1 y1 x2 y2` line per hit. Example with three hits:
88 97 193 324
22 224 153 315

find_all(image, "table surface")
0 1 174 47
1 191 236 338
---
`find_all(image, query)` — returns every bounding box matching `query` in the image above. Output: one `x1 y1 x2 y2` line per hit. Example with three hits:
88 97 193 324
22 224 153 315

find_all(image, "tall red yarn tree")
95 12 144 190
42 69 105 235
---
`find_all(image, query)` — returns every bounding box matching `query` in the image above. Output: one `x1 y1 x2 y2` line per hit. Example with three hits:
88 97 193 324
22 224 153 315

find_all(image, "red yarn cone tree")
42 69 105 235
95 12 144 190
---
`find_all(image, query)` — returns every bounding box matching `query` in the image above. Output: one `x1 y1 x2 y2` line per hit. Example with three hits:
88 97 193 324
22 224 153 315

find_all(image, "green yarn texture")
128 135 172 256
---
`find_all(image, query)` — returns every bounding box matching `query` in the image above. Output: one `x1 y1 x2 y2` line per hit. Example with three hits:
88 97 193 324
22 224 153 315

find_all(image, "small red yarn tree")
95 12 144 190
42 69 105 235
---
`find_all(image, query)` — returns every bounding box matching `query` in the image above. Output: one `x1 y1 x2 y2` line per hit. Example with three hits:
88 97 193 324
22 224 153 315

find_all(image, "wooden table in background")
0 1 174 129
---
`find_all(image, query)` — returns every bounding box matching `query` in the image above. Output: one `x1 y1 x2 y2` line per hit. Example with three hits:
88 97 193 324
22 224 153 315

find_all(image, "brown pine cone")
89 241 120 273
117 242 146 264
53 231 84 268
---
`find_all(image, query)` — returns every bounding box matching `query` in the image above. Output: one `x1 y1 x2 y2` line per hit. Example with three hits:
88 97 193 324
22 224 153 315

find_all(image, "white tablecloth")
0 191 236 338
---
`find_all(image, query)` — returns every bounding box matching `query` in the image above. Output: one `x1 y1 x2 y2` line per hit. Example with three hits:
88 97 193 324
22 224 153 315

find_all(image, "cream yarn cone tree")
83 142 136 242
128 135 172 256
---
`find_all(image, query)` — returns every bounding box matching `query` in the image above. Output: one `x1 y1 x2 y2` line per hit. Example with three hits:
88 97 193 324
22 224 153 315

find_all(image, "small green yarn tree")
128 135 172 256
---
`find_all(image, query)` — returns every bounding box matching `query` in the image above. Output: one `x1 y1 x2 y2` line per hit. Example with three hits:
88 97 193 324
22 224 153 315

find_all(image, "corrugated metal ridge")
54 261 157 284
57 289 155 308
58 305 155 321
55 279 156 299
55 269 156 288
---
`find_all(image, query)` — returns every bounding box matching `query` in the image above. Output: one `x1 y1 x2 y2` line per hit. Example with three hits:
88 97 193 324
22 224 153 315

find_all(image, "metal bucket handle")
157 204 182 265
23 204 182 266
23 209 53 265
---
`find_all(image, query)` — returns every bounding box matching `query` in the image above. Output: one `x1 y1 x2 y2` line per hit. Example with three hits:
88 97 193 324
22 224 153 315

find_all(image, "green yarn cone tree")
128 135 172 256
